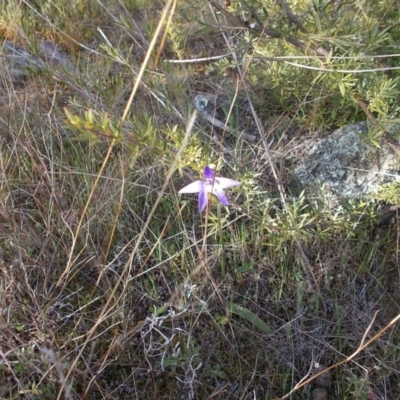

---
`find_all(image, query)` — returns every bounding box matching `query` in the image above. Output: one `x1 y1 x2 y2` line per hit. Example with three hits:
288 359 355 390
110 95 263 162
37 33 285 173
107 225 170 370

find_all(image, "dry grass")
0 0 399 399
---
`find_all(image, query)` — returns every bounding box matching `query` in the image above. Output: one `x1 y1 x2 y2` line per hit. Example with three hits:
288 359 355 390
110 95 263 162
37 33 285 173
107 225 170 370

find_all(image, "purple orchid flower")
179 166 241 212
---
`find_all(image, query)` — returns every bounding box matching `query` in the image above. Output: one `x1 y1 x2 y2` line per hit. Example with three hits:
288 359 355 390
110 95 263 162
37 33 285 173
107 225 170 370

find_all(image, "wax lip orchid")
179 166 241 212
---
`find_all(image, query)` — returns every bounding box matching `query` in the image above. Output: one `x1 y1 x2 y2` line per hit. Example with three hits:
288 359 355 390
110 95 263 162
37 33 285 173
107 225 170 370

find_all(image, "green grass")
0 0 399 399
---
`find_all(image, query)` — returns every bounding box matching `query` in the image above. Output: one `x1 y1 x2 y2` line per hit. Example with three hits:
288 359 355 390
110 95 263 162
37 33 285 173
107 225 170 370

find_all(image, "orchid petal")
203 166 214 180
178 180 204 194
213 187 229 206
198 190 208 212
178 166 241 213
216 177 241 189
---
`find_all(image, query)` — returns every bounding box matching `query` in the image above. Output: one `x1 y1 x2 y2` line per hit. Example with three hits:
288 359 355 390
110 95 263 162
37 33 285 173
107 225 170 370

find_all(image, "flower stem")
217 203 226 278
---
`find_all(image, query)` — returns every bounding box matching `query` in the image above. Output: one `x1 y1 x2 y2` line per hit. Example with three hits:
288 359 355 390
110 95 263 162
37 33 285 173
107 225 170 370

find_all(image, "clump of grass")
0 0 399 399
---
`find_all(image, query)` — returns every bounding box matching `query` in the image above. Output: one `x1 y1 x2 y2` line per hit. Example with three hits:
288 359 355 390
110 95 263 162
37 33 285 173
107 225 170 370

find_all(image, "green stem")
217 203 226 278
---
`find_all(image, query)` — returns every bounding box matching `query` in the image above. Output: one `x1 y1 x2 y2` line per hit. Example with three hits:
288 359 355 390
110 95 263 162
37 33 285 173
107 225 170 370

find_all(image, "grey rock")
312 387 328 400
293 122 400 197
193 93 257 142
0 41 41 81
0 40 72 82
39 40 72 68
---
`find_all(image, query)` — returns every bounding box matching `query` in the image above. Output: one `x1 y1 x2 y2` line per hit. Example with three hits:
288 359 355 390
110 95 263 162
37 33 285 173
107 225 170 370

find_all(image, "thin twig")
281 311 400 399
275 0 308 33
209 1 328 57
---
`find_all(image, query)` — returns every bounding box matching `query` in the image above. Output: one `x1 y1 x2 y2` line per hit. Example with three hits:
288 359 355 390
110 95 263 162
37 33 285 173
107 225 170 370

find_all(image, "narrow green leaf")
339 81 345 97
228 303 272 334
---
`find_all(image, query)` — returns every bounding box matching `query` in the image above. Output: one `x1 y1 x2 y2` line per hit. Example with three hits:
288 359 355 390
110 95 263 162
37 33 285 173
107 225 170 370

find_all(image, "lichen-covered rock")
293 122 400 197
